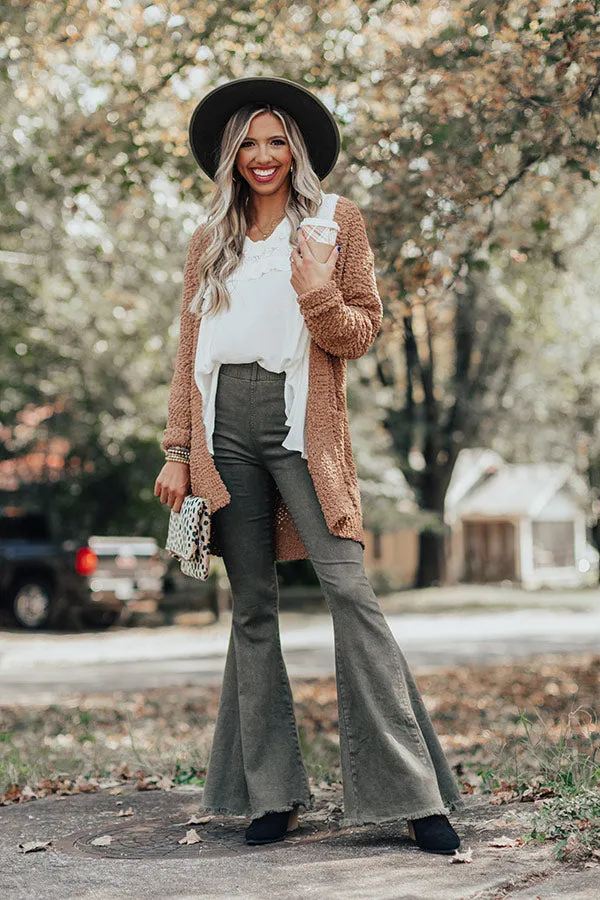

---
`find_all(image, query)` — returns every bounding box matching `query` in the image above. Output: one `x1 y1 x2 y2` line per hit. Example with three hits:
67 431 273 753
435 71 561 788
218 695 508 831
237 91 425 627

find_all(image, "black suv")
0 506 165 630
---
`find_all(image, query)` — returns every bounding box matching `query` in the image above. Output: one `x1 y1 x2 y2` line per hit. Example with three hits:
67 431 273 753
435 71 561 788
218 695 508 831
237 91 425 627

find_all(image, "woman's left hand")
290 231 340 296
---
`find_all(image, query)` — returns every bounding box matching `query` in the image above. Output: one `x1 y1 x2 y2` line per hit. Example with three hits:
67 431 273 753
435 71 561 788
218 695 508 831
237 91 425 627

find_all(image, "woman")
154 76 465 853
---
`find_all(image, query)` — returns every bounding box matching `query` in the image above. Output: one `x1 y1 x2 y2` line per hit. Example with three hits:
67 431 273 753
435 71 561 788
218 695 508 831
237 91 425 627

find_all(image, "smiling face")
234 111 294 197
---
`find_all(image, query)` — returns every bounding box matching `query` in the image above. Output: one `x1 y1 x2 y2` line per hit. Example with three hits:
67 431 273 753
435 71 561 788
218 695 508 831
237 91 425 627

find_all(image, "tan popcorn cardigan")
160 195 383 562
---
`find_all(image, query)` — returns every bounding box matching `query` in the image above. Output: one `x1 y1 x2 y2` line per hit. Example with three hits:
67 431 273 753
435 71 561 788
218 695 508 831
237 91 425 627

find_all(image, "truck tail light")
76 546 98 576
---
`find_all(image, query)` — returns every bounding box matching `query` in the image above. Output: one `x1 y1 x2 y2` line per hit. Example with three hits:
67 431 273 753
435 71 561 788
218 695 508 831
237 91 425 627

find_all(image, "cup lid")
300 217 339 229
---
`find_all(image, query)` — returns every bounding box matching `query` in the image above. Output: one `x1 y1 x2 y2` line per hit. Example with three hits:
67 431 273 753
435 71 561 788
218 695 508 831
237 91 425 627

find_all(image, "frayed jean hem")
340 794 467 829
198 795 314 821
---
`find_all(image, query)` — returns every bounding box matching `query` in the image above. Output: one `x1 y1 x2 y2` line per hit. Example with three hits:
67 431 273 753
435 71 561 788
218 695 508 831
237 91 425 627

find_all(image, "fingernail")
337 245 341 252
296 226 301 230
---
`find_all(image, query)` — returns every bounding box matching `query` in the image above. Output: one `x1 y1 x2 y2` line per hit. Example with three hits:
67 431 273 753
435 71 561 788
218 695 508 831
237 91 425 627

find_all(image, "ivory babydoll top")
194 190 340 460
161 194 384 562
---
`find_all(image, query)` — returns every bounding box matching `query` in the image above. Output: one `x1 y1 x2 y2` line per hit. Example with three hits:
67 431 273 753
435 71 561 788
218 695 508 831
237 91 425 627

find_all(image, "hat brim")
188 76 340 182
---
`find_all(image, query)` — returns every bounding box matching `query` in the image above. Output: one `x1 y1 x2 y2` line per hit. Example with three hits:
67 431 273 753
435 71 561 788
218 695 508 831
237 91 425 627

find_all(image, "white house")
444 449 599 589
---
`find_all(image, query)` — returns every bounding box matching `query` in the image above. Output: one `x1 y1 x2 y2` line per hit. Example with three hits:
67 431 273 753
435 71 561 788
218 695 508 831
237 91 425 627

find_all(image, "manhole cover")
51 815 349 860
53 816 252 859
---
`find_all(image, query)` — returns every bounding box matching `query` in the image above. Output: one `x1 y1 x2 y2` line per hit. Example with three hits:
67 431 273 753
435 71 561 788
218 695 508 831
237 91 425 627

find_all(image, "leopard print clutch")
165 495 211 581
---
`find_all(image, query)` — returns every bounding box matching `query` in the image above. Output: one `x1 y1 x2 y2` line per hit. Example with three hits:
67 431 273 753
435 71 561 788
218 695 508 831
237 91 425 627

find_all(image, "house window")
372 529 382 561
531 521 575 568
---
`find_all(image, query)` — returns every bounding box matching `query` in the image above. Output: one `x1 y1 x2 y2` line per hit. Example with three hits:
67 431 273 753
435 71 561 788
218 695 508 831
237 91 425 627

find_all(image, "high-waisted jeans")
198 360 465 827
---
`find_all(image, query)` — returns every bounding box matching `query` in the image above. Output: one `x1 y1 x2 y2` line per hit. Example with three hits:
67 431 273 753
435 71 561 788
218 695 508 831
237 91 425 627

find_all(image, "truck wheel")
81 609 121 629
9 578 60 630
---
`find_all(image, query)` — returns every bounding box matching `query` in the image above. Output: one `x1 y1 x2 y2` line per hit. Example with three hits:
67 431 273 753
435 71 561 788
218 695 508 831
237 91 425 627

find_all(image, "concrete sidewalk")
2 786 597 899
378 584 600 615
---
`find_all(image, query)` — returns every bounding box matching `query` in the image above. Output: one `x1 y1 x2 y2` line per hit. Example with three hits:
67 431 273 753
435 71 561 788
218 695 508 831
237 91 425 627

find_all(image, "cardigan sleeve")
296 199 383 359
160 227 204 453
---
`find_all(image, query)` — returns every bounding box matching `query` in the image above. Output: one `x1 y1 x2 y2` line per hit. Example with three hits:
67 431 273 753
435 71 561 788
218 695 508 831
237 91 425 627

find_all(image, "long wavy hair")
189 103 323 319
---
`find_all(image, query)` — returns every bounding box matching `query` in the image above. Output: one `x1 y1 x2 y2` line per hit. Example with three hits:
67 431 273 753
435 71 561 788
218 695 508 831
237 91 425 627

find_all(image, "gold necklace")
249 211 286 240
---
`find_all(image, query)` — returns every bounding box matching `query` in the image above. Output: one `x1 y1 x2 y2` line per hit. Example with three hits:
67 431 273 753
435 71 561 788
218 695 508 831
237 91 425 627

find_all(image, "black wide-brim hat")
188 76 341 182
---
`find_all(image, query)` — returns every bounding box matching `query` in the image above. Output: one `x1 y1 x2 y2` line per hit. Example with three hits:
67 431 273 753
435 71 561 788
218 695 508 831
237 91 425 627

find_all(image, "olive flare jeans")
198 360 465 827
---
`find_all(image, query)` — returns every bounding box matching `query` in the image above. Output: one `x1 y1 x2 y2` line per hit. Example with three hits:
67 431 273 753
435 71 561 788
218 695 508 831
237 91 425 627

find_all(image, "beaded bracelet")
165 445 190 463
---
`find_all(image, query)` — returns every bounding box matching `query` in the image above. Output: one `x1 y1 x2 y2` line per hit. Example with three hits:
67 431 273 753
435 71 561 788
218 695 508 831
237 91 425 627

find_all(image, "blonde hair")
189 103 323 319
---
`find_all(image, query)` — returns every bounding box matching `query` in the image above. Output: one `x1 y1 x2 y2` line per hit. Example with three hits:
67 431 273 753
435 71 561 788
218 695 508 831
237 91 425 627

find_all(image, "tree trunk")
415 474 450 587
591 519 600 586
585 452 600 585
416 528 445 587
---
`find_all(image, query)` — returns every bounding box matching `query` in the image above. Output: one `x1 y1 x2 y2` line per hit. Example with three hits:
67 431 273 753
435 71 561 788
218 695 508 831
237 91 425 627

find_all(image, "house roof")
444 448 504 512
457 463 575 518
445 449 589 520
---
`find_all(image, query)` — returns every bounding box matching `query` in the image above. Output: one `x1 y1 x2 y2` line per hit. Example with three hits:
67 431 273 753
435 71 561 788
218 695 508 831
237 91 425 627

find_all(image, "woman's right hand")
154 461 191 513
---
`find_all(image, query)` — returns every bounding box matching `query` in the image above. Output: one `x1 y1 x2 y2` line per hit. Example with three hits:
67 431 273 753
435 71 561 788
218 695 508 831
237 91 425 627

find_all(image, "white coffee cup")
298 217 340 262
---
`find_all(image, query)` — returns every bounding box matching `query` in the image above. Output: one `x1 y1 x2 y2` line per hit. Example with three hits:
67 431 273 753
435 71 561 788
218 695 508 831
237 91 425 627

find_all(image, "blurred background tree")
1 0 599 583
351 0 600 583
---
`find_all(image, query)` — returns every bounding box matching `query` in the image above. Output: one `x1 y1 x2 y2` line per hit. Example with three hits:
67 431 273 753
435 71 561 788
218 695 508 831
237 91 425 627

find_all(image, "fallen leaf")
488 836 523 848
135 775 159 791
18 840 52 853
562 835 588 862
3 784 23 804
117 807 134 817
135 774 174 792
76 776 100 793
490 791 518 805
91 835 113 846
98 778 122 790
178 828 203 845
304 809 330 822
450 846 473 863
184 814 213 825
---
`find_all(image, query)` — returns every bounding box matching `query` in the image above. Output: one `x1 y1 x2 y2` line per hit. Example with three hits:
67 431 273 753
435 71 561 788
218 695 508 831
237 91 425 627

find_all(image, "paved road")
1 605 599 703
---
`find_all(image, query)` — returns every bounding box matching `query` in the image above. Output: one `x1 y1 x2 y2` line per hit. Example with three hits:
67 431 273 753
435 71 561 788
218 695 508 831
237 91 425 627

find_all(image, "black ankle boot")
245 806 299 845
407 814 460 854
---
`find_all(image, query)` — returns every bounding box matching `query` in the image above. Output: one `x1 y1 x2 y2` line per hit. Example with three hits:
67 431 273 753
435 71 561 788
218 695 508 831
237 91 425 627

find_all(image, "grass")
473 703 599 861
0 695 216 798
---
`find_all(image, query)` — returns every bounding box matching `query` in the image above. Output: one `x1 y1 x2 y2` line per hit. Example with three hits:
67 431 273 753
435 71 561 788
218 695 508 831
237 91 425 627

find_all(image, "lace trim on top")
227 218 293 283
